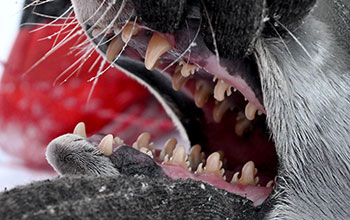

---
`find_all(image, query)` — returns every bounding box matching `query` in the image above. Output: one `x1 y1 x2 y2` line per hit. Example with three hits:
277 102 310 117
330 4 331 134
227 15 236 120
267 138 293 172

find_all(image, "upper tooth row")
104 23 260 122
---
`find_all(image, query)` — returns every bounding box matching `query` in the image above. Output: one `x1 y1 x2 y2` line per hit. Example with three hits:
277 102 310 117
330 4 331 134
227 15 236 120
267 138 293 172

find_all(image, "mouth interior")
86 20 277 206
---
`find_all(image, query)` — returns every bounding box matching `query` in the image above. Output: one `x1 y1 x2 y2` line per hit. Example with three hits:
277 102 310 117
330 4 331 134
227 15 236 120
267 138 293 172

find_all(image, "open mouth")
49 17 278 207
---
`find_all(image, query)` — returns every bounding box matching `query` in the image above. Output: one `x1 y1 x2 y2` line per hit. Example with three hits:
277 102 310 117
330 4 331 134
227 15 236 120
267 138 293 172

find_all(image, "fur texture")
0 0 349 219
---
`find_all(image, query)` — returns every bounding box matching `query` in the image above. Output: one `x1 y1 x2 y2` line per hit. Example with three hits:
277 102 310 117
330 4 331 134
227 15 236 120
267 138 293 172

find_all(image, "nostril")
131 0 187 33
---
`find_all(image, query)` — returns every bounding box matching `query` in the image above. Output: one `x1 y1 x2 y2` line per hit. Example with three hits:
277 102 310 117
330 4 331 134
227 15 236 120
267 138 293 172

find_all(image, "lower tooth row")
133 133 267 187
72 123 272 188
132 132 154 150
231 161 259 186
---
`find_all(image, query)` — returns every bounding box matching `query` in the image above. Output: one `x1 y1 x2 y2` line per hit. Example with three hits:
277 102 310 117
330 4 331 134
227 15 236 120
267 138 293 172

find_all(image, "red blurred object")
0 20 174 170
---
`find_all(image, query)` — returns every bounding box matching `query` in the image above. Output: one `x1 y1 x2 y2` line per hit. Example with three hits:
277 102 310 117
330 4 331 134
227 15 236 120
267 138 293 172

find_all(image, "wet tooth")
226 86 233 96
179 60 199 77
231 172 240 183
172 66 189 91
167 146 188 169
133 132 153 150
214 80 231 101
140 147 153 158
113 137 124 145
213 99 231 123
97 134 114 156
245 102 258 121
204 152 224 177
92 27 102 38
196 162 204 173
114 25 120 34
163 154 170 163
145 33 172 70
189 144 204 171
239 161 258 186
194 81 211 108
106 37 125 63
121 23 140 42
255 176 260 185
73 122 87 138
159 138 177 161
266 180 274 188
234 117 251 136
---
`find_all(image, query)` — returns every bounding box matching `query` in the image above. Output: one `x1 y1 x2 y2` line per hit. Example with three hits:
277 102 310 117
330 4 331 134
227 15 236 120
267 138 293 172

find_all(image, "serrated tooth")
166 146 188 169
204 152 224 177
213 99 232 123
234 117 251 137
232 161 258 186
73 122 87 138
133 132 153 150
255 176 260 185
145 33 172 70
159 138 177 161
106 37 125 63
121 23 140 42
214 80 231 101
163 154 170 163
113 137 124 145
194 81 211 108
245 102 258 121
196 162 204 173
172 66 189 91
97 134 114 156
266 180 274 188
189 144 204 171
231 172 240 183
179 60 199 77
139 147 153 158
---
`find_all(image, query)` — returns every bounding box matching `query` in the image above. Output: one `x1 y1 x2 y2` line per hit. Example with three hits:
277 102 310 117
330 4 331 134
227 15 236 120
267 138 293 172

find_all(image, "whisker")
88 14 137 82
200 0 220 67
90 0 127 46
80 0 108 26
88 55 102 73
22 23 81 76
161 18 202 73
268 21 296 63
274 20 325 76
87 59 107 103
55 46 95 86
52 11 76 47
26 5 74 33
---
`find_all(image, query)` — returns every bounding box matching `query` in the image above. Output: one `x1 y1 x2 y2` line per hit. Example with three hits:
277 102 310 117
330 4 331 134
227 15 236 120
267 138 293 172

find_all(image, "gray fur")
46 134 119 176
254 17 350 219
